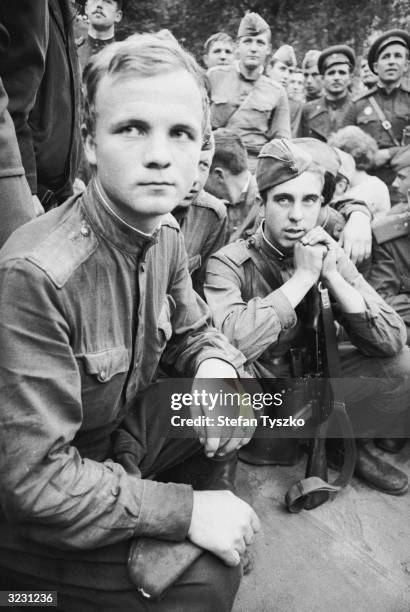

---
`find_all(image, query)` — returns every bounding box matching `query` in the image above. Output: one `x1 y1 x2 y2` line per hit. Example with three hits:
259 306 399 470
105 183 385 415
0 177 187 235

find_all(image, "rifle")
285 283 357 512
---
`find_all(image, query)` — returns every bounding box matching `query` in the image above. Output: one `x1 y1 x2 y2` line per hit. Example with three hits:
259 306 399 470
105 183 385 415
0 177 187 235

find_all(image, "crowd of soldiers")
0 2 409 610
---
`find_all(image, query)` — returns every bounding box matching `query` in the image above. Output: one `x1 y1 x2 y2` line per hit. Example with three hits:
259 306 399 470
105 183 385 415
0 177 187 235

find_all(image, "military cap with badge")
318 45 356 75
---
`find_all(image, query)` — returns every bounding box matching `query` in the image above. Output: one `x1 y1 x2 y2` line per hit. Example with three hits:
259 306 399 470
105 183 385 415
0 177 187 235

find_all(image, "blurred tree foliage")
77 0 410 64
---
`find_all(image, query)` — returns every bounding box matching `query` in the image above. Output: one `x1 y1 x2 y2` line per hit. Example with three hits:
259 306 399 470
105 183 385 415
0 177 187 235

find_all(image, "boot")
355 440 408 495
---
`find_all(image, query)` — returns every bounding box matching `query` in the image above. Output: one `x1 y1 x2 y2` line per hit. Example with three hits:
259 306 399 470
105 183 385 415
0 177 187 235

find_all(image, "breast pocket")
79 346 130 427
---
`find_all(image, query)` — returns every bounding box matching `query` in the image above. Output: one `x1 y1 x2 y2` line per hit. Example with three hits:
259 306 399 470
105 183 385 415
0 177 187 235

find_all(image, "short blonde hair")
83 33 209 136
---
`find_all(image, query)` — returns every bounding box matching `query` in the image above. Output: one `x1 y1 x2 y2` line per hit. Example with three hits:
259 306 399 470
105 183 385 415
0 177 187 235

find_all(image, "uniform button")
81 225 90 237
98 369 106 381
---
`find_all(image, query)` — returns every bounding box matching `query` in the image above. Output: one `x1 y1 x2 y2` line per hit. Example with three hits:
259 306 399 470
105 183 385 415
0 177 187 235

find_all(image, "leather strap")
368 96 400 147
285 284 356 513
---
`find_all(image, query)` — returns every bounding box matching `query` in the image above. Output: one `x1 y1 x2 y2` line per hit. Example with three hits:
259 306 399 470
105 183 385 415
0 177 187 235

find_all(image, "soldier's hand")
188 490 260 567
338 211 372 265
191 366 256 458
301 226 338 279
293 240 326 283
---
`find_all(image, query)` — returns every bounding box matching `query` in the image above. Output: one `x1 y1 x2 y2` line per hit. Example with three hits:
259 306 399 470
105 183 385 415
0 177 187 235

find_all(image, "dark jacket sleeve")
369 239 410 343
0 0 48 193
0 76 35 247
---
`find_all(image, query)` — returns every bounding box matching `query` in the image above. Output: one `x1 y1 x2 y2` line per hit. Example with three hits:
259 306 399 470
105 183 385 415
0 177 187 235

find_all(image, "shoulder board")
372 208 410 244
353 86 378 103
217 238 252 267
27 211 99 289
192 191 227 219
160 212 180 231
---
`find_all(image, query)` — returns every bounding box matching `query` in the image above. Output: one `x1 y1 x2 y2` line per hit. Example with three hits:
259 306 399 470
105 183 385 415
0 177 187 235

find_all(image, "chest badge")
364 106 373 116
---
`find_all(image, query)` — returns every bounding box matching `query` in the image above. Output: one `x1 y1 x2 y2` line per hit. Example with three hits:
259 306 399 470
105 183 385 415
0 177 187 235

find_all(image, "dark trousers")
0 384 242 612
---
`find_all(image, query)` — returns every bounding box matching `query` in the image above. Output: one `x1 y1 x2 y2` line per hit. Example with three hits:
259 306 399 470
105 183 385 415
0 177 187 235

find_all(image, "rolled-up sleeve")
204 251 297 362
0 259 194 550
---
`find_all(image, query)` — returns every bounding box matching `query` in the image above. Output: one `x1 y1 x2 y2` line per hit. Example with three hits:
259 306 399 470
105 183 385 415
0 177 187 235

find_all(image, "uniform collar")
253 222 294 265
81 178 160 256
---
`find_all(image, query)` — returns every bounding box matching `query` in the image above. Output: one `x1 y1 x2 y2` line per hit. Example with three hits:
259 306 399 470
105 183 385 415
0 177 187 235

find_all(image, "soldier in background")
391 144 410 203
344 30 410 204
205 128 261 241
359 57 378 91
208 12 290 172
172 134 228 295
77 0 123 71
302 50 323 102
203 32 235 69
267 44 303 136
300 45 355 141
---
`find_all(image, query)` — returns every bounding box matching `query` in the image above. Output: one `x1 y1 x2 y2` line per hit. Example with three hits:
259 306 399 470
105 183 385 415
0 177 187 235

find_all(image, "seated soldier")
205 138 410 495
391 144 410 204
0 35 260 611
204 128 261 242
369 146 410 342
172 133 228 295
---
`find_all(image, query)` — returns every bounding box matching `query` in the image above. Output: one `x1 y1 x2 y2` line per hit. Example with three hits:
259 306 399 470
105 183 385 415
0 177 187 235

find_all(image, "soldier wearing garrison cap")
300 45 355 142
344 29 410 204
267 44 303 136
205 137 410 495
302 50 323 101
208 12 291 173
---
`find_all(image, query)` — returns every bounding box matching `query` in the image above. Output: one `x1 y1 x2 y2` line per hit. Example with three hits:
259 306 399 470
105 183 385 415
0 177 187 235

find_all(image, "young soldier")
205 128 262 241
208 12 291 172
203 32 235 69
0 35 260 610
172 134 228 295
302 49 322 102
205 139 410 495
300 45 355 141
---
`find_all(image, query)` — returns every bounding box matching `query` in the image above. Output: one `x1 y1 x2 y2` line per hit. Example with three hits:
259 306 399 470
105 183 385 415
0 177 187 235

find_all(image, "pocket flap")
82 346 129 382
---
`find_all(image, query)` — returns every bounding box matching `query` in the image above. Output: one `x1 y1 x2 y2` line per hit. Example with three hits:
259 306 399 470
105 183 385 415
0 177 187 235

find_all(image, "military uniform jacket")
299 93 354 141
0 178 246 550
205 225 406 378
208 64 291 154
344 82 410 193
369 203 410 343
173 189 228 294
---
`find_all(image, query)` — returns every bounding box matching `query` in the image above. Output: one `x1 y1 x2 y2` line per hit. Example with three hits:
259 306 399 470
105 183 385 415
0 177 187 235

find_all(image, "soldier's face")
204 42 234 68
304 68 322 96
288 72 305 99
86 0 122 31
323 64 351 95
264 172 323 251
360 60 378 87
373 44 409 85
268 60 291 86
237 33 271 70
392 168 410 197
84 70 203 233
179 148 214 207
